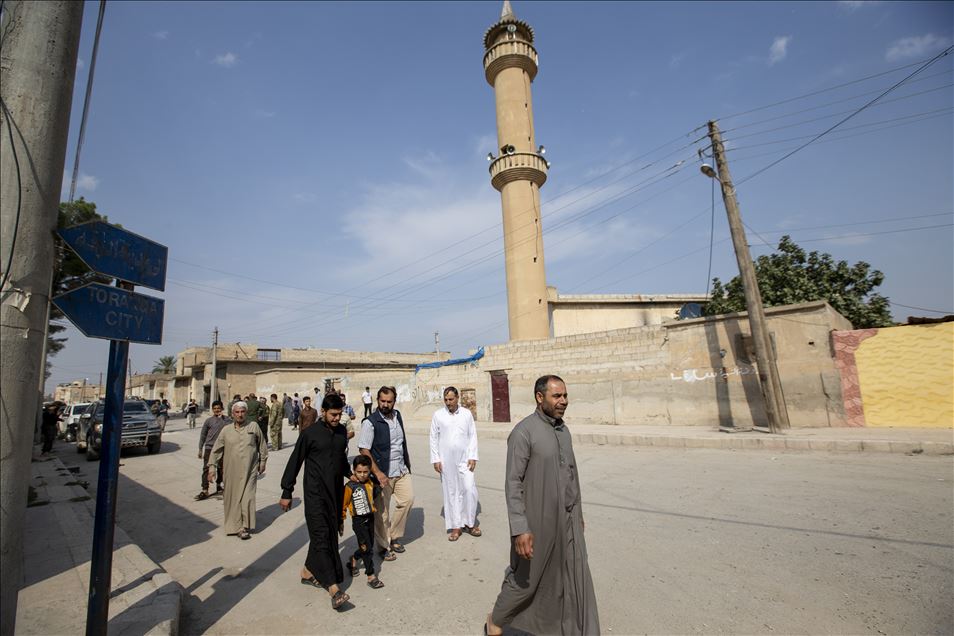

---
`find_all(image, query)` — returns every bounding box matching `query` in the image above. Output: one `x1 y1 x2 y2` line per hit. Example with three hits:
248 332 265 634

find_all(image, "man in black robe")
486 375 600 635
280 393 352 610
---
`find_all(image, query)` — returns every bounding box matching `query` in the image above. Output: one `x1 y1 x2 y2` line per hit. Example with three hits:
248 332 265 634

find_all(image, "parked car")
61 402 91 441
77 399 163 460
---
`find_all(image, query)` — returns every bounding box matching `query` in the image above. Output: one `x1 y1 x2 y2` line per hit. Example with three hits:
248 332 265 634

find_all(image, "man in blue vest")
357 386 414 561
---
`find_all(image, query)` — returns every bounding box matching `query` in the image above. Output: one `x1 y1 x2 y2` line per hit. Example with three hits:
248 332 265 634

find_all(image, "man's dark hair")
322 393 344 410
233 394 241 400
443 386 459 397
352 454 372 470
212 400 223 409
365 386 370 391
270 393 277 399
377 386 396 399
534 375 565 398
302 395 311 402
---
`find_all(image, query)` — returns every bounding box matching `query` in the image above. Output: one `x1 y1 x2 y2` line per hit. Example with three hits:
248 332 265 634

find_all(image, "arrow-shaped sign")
52 283 165 345
58 221 168 291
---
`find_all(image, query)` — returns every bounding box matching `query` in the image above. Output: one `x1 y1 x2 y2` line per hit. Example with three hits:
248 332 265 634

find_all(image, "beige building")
548 287 707 337
173 343 446 408
53 380 103 405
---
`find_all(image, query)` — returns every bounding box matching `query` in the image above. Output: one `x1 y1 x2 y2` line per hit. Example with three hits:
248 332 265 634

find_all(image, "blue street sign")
52 283 164 344
58 221 168 291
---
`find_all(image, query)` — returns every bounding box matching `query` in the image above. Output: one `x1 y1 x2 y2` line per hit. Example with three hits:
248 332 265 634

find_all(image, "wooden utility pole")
706 120 790 433
0 3 84 633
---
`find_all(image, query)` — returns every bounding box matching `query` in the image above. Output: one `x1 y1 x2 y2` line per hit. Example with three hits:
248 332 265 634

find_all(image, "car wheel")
86 438 100 461
147 438 161 454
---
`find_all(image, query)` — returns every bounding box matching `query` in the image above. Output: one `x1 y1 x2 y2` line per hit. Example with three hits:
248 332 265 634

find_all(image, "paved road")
56 417 953 635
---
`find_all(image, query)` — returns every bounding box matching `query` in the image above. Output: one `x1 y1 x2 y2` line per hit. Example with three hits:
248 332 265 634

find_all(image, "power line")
736 45 953 186
889 301 953 315
68 0 106 203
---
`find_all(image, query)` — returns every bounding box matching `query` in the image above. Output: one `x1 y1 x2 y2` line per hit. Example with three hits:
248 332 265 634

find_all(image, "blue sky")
46 0 952 391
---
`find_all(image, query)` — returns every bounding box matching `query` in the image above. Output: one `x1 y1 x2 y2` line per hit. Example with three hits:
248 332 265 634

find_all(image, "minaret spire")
483 5 550 341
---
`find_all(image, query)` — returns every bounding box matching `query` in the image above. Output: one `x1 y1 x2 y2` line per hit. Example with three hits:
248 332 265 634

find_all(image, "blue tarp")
415 346 485 372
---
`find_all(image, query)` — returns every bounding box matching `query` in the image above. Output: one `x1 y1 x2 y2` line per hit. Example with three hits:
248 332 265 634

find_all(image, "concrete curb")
18 458 182 635
472 429 953 455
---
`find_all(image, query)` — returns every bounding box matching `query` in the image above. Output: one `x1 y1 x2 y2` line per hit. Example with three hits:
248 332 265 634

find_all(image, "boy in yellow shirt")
341 455 385 589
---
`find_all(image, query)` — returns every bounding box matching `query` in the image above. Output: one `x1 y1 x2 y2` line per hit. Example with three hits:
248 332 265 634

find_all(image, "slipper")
193 492 209 501
380 550 397 561
390 541 406 553
238 529 251 540
464 526 482 537
367 577 385 589
348 558 359 577
331 590 349 610
300 576 323 589
448 530 461 542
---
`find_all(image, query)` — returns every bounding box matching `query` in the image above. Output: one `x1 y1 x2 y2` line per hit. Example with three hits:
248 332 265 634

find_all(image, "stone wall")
305 301 853 429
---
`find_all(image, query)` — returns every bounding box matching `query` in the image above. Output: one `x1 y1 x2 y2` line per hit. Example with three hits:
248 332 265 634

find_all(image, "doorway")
490 373 510 423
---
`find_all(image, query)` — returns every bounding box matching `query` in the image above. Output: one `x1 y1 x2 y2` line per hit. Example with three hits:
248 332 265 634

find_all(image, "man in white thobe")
430 386 480 541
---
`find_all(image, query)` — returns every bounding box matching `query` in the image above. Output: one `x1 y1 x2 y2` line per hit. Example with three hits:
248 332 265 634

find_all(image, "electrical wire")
0 96 22 292
736 45 954 186
705 176 715 298
889 301 953 315
68 0 106 203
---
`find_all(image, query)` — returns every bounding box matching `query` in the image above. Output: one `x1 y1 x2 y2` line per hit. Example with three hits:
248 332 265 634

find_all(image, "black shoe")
194 491 209 501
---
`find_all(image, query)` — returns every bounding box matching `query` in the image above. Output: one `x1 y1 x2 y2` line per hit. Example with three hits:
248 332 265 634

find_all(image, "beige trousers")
373 472 414 551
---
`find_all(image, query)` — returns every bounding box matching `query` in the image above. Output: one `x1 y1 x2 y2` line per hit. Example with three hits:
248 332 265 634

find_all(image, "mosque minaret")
484 1 551 341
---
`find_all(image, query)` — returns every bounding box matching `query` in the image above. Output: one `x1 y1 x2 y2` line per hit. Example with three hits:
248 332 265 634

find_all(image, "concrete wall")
309 301 852 429
548 291 707 338
833 323 953 428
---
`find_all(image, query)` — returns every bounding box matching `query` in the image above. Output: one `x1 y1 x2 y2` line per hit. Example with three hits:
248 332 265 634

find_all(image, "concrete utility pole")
0 2 84 633
210 326 218 407
434 331 440 360
706 120 790 434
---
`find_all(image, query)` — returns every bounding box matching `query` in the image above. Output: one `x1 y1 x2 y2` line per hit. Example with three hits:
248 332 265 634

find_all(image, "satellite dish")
679 303 703 319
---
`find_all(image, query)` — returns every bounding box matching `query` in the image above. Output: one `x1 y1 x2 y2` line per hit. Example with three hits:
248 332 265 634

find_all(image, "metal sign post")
54 222 166 635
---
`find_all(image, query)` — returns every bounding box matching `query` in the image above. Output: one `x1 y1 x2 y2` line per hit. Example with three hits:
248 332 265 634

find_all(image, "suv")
78 399 163 460
62 402 91 441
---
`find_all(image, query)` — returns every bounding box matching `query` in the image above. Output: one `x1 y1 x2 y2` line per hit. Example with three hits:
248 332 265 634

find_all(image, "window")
257 349 281 362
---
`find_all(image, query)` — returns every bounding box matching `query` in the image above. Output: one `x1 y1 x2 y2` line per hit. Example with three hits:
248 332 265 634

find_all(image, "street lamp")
700 163 719 180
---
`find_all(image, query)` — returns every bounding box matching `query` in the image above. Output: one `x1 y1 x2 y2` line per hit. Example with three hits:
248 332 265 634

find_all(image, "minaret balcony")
484 39 539 85
489 152 548 191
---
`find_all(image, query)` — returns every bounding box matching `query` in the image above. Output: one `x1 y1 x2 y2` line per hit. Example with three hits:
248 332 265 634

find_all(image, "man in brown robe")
209 401 268 540
486 375 600 635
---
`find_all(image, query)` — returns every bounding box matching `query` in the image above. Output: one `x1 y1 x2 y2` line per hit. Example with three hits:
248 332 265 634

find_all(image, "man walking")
209 401 268 540
283 394 294 428
269 393 284 450
357 386 413 561
195 400 228 500
280 393 352 610
245 393 264 439
485 375 600 635
430 386 480 541
361 387 373 419
186 399 199 429
299 395 318 432
155 399 170 432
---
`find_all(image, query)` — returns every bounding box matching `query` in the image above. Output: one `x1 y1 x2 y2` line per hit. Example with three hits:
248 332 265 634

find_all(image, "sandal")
367 577 384 589
193 491 209 501
238 529 251 540
331 590 349 610
300 576 323 589
464 525 482 537
348 558 359 577
379 549 397 561
390 541 406 553
448 530 461 542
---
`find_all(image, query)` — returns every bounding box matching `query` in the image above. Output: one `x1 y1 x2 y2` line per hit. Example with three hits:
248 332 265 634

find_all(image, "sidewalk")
404 417 954 455
15 454 181 635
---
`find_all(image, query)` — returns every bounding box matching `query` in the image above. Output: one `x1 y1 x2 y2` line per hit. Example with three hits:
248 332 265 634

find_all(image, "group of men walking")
195 377 599 632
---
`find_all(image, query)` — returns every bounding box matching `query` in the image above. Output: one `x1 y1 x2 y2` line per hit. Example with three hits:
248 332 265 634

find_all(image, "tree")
152 355 176 374
704 235 893 328
46 199 112 377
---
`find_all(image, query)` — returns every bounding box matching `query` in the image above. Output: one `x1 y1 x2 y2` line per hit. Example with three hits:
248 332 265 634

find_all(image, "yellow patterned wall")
855 323 954 427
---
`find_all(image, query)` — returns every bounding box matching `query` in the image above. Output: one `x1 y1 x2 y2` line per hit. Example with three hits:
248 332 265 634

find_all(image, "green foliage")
46 199 111 377
704 235 893 328
152 355 176 374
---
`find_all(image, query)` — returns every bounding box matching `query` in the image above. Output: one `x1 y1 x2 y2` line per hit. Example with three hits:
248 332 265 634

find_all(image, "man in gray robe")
486 375 600 635
209 401 268 540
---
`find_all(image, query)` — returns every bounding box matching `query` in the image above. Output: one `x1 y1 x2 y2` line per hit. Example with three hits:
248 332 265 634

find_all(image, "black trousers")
201 448 223 491
351 513 375 575
41 426 56 453
363 403 372 418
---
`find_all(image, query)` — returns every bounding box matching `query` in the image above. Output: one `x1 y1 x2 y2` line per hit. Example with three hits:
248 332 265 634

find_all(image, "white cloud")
885 34 952 62
669 50 690 70
838 1 879 11
76 173 99 191
292 192 317 203
474 133 497 158
77 58 86 69
768 36 792 66
213 52 238 67
153 30 169 40
253 109 277 119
